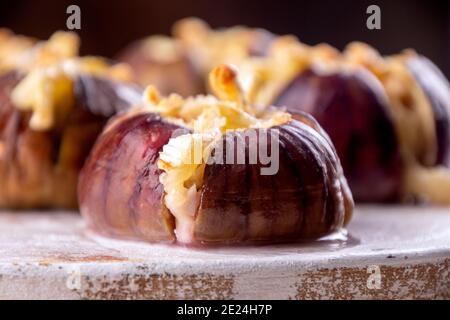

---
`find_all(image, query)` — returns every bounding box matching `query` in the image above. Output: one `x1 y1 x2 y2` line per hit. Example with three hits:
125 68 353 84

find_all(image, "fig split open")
78 66 353 245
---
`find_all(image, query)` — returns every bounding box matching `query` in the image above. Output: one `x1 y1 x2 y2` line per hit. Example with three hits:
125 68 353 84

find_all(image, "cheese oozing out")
149 65 291 243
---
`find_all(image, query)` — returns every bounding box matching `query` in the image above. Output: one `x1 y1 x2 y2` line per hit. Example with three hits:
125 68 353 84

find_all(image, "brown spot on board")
38 255 129 266
72 270 235 300
294 259 450 299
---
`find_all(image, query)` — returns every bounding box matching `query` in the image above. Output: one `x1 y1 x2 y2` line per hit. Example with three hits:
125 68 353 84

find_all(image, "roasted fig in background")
343 43 450 204
117 17 275 96
407 55 450 167
221 34 450 204
118 36 204 97
275 67 404 202
79 66 353 245
0 32 141 209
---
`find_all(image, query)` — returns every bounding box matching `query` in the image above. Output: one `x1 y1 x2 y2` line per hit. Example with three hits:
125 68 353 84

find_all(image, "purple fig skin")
0 71 139 209
79 111 352 245
74 75 142 117
0 71 23 133
407 55 450 167
78 113 190 242
195 115 352 244
274 68 404 203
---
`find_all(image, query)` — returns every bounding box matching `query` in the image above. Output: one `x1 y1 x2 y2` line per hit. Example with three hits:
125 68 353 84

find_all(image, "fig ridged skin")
407 55 450 167
79 113 190 242
275 68 404 203
196 117 352 243
0 71 140 209
78 111 353 245
74 75 141 117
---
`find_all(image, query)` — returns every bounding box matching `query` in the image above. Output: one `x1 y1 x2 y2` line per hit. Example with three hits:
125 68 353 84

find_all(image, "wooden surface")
0 206 449 299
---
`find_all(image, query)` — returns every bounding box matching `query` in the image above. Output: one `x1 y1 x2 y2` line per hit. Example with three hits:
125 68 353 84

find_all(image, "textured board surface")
0 206 449 299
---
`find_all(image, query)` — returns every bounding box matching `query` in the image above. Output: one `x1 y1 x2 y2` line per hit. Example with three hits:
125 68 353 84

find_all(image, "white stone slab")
0 206 449 299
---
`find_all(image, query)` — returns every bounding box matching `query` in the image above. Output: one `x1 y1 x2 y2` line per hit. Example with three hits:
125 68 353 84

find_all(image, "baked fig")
79 65 353 245
407 55 450 167
275 67 403 202
118 18 275 96
242 40 450 204
118 36 204 97
0 32 141 209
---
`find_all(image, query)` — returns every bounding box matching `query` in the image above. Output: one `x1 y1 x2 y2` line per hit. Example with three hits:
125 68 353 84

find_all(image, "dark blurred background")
1 0 449 76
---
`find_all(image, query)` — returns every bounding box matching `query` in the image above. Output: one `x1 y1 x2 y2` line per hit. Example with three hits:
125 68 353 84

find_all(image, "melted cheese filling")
11 57 132 131
11 66 74 130
9 31 133 131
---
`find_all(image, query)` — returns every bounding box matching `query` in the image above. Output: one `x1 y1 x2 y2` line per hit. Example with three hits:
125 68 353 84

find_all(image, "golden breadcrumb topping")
143 65 290 132
1 31 79 74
